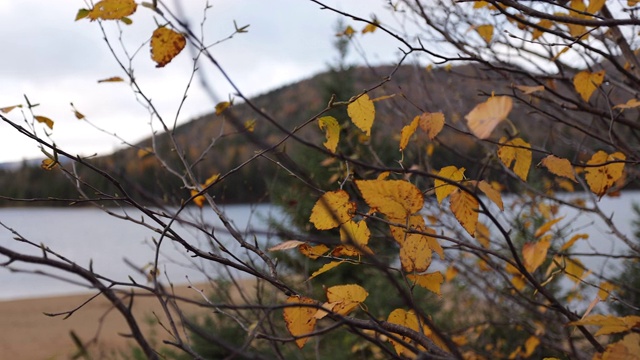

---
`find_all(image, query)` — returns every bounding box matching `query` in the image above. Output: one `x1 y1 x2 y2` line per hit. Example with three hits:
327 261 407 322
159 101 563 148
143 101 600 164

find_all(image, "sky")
0 0 412 163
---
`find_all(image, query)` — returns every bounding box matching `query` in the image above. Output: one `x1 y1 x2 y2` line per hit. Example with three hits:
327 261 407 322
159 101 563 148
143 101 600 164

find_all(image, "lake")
0 192 639 301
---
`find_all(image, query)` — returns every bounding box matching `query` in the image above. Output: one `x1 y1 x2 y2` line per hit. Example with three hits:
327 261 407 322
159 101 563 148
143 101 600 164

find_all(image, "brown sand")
0 283 222 359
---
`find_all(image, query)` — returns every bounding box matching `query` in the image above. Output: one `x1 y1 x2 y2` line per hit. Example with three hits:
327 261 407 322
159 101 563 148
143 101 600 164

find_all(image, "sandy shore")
0 283 224 359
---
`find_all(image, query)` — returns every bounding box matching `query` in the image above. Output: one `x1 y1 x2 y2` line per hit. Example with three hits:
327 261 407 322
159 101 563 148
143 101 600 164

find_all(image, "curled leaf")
318 116 340 153
34 115 54 130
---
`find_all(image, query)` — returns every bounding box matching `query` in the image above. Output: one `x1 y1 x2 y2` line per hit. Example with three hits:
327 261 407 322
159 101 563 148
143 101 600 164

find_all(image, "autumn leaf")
318 116 340 153
569 314 640 336
347 94 375 136
613 98 640 110
268 240 305 251
399 116 419 151
309 190 355 230
450 188 479 236
97 76 124 83
434 166 465 204
362 17 380 34
399 233 432 273
151 27 186 68
309 261 344 280
339 220 371 252
523 336 540 357
283 296 318 348
299 243 330 260
418 112 445 139
87 0 137 21
41 158 58 171
34 115 54 130
1 104 22 113
476 180 503 210
560 233 588 251
465 96 513 139
387 309 426 357
497 137 532 181
356 179 423 219
599 333 640 359
321 284 368 317
331 245 362 257
597 281 615 301
244 119 256 132
475 24 494 43
573 70 605 102
540 155 577 182
515 85 545 95
532 19 552 40
534 217 564 238
475 222 491 248
584 151 626 198
445 266 458 282
407 271 444 295
137 147 153 159
522 235 551 273
587 0 605 14
215 101 231 115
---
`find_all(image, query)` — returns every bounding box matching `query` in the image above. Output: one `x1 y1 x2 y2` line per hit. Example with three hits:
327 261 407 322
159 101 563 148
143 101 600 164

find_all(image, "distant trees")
0 1 639 359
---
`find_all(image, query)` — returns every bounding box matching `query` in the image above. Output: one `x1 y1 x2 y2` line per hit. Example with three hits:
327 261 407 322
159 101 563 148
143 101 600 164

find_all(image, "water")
0 204 285 300
0 192 639 301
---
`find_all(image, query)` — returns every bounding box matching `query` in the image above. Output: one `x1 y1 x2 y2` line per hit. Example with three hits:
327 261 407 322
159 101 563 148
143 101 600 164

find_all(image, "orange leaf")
514 85 545 95
541 155 577 182
476 180 503 210
475 24 494 44
324 284 368 316
309 190 355 230
318 116 340 153
465 96 513 139
585 151 626 198
283 296 318 348
613 98 640 110
450 188 479 236
475 222 491 248
347 94 375 136
0 104 22 113
418 112 445 139
268 240 305 251
407 271 444 295
497 137 531 181
299 243 329 260
399 116 419 151
34 115 54 130
569 314 640 336
434 166 465 204
534 217 564 238
151 27 186 68
573 70 605 102
356 180 423 219
309 261 344 280
87 0 137 21
97 76 124 83
522 235 551 273
524 336 540 357
560 233 588 251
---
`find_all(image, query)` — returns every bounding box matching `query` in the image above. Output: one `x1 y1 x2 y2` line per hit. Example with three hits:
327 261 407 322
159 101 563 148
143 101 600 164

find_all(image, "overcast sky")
0 0 413 163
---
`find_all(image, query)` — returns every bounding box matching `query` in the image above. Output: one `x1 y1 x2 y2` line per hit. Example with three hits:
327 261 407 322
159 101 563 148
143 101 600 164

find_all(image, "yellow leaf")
477 180 504 210
347 94 375 136
585 151 626 198
475 222 491 248
355 180 423 219
87 0 137 21
407 271 444 295
465 96 513 139
362 18 379 34
97 76 124 83
523 336 540 357
629 0 640 6
399 233 432 273
522 235 551 273
299 243 330 260
573 70 605 102
34 115 54 130
613 98 640 110
476 24 494 44
0 104 22 113
339 220 372 253
309 261 344 280
324 284 368 316
560 233 588 251
309 190 355 230
597 281 615 301
318 116 340 153
498 137 532 181
474 1 489 8
534 217 564 238
137 147 153 158
450 188 479 236
151 27 186 68
445 266 458 282
418 112 445 139
399 116 419 151
532 19 552 40
268 240 305 251
587 0 605 14
601 333 640 360
215 101 231 115
541 155 577 182
515 85 545 95
569 314 640 336
331 245 363 257
41 158 58 171
387 309 424 357
243 119 256 132
283 296 318 349
564 256 586 283
434 166 465 204
190 189 206 208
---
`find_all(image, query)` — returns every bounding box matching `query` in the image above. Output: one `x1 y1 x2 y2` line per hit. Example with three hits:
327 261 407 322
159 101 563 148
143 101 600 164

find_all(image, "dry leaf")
151 27 186 68
34 115 54 130
515 85 545 95
465 96 513 139
87 0 137 21
476 24 494 43
418 112 445 139
318 116 340 153
268 240 305 251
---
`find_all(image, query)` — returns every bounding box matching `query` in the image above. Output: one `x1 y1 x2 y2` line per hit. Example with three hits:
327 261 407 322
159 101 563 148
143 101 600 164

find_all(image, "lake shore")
0 283 217 359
